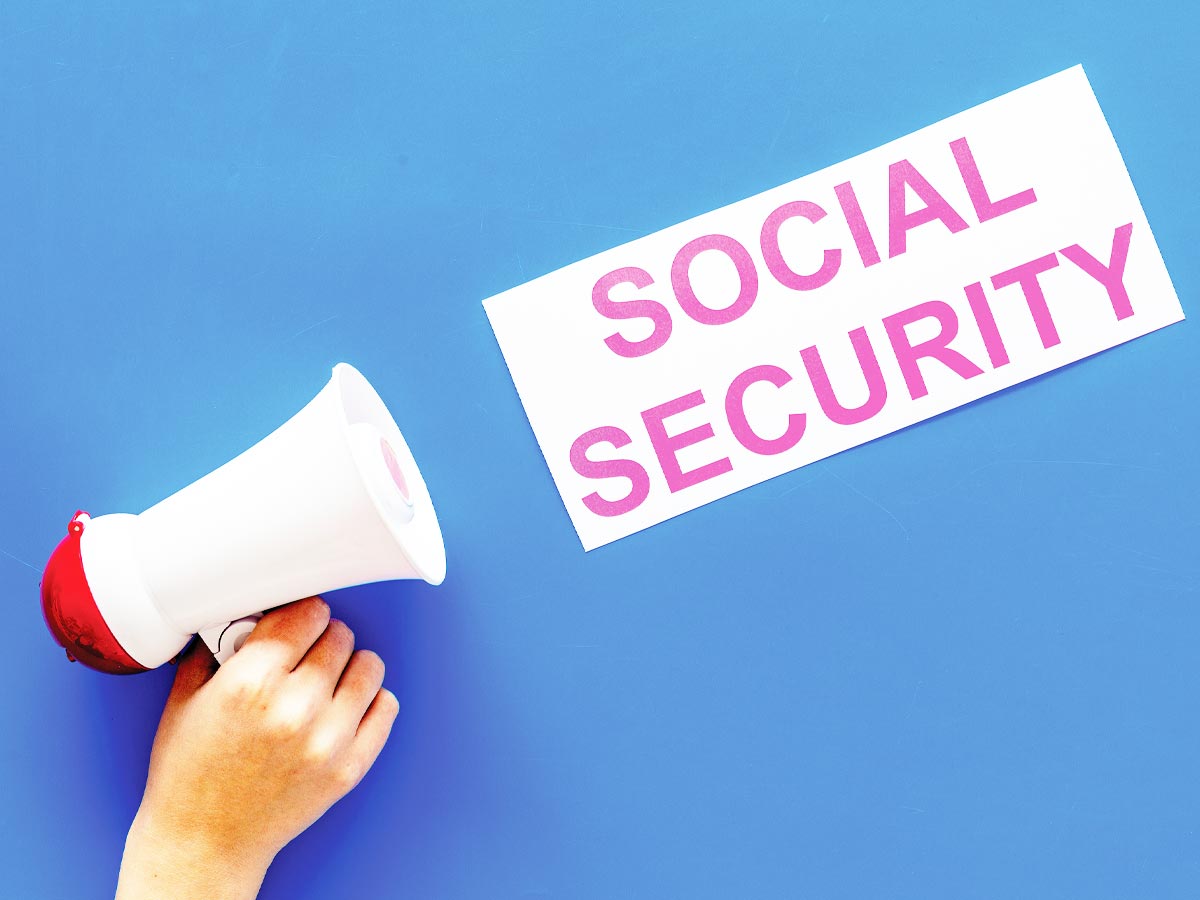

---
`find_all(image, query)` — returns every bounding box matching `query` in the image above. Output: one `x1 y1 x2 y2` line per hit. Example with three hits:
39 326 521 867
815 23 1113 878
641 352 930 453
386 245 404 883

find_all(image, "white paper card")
484 66 1183 550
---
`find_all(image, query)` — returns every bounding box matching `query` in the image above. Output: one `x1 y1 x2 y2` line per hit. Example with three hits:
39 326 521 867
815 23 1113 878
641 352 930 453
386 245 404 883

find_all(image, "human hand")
115 597 399 900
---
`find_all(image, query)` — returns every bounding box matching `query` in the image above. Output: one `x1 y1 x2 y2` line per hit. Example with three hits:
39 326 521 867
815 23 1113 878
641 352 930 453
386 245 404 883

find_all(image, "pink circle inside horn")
380 437 413 505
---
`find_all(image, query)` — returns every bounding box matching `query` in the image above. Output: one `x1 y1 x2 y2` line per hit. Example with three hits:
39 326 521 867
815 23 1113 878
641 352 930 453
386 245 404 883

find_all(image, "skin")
115 597 399 900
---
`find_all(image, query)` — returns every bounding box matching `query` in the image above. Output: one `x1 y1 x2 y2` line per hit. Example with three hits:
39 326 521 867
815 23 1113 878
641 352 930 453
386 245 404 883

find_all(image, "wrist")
116 807 272 900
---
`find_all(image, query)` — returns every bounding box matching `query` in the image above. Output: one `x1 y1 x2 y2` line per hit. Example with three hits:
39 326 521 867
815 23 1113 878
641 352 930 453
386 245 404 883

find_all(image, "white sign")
484 66 1184 550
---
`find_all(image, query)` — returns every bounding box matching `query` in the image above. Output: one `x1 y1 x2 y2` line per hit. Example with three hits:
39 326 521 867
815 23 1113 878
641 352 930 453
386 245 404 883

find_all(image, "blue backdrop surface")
1 3 1196 898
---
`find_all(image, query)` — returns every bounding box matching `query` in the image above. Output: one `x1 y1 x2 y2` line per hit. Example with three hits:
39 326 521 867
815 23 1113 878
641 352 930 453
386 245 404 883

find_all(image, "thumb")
166 638 219 704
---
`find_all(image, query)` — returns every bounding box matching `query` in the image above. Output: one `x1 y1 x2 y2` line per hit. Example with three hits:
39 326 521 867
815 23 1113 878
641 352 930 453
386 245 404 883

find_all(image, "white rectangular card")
484 66 1183 550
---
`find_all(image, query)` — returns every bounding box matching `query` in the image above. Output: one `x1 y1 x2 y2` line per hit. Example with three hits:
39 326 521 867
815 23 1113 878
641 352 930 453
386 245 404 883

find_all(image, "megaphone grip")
198 615 263 665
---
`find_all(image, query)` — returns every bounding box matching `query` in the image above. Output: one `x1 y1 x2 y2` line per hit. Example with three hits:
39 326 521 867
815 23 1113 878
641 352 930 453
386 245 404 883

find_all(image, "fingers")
346 687 400 787
321 647 391 789
203 595 397 793
235 596 331 673
333 650 386 719
296 618 356 695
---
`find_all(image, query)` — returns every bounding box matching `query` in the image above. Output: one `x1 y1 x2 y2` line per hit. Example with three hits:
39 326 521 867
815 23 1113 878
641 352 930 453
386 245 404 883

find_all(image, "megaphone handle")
197 614 263 665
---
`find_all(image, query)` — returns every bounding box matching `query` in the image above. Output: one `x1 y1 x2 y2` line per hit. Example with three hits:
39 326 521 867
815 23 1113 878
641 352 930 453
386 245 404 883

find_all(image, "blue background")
1 3 1196 898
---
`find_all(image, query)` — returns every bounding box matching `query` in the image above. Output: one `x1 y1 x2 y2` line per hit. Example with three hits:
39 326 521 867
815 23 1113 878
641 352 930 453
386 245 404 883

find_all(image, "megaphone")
40 363 446 674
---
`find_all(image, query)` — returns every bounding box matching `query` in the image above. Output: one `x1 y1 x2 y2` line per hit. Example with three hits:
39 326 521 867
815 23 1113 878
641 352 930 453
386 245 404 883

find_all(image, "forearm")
115 809 270 900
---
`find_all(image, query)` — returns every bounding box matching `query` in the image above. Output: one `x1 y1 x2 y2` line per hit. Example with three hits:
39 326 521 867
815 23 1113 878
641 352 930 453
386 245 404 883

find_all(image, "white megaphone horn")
40 363 446 674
